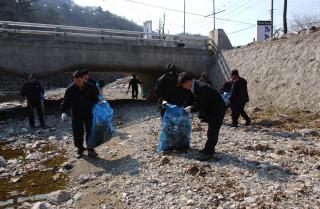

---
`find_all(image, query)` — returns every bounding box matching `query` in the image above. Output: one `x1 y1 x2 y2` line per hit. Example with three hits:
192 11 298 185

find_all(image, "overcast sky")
72 0 320 46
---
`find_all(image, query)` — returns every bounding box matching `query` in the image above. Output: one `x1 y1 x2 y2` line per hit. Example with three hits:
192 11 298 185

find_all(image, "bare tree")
290 14 320 32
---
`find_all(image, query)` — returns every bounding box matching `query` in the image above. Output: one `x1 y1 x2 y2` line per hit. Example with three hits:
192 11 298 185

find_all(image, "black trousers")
72 115 93 151
231 102 250 125
27 101 45 127
203 111 226 153
132 87 139 99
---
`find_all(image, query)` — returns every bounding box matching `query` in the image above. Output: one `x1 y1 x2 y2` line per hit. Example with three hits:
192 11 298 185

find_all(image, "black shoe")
245 120 251 126
87 149 98 157
77 149 84 159
196 153 214 161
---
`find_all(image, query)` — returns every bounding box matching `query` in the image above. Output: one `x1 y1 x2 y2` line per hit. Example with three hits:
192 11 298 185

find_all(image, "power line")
227 25 256 35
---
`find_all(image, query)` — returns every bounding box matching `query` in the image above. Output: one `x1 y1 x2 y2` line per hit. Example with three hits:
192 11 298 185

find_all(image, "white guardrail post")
0 20 209 48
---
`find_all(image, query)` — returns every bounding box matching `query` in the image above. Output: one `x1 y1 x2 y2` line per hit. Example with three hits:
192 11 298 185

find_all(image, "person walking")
178 72 227 161
127 75 142 100
61 71 99 158
229 70 251 127
21 74 46 129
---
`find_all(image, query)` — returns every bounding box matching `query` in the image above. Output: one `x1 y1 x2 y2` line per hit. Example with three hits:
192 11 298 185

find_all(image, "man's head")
81 69 90 81
200 72 209 79
73 70 84 88
231 69 239 81
133 74 136 79
177 72 194 90
165 64 176 75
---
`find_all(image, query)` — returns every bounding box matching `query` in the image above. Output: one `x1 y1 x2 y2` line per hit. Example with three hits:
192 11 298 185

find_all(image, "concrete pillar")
209 29 233 51
135 73 160 101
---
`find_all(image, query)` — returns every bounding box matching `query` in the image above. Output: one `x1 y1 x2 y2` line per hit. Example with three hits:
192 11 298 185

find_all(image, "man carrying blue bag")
157 104 191 152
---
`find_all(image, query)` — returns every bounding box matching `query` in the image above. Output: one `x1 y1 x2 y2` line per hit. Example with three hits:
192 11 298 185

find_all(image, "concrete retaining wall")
212 31 320 113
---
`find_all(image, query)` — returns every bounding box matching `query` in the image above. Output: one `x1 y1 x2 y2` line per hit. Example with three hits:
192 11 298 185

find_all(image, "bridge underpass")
0 21 217 99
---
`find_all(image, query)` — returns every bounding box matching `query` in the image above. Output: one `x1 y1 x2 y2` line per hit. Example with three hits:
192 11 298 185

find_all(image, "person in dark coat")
21 74 46 129
155 64 194 117
127 75 142 100
61 71 99 158
178 72 227 161
229 70 251 127
198 72 212 86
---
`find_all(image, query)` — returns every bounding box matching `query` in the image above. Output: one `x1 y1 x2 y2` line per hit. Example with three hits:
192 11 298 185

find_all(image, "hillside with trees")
0 0 142 31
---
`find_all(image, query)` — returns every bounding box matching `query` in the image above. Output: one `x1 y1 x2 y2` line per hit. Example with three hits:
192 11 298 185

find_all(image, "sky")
72 0 320 46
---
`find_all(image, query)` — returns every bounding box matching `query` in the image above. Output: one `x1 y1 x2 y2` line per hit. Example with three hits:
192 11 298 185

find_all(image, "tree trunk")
283 0 288 34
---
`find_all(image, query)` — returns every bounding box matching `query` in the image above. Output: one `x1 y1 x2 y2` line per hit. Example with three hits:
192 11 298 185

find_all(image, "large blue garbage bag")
88 99 116 148
157 104 191 152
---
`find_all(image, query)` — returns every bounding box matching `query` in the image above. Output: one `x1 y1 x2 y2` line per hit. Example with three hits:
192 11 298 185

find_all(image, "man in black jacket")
155 64 194 117
21 74 46 129
198 72 212 86
178 72 227 161
229 70 251 127
61 71 99 158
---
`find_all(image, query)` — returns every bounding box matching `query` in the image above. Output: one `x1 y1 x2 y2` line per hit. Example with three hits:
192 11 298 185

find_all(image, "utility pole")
271 0 274 38
283 0 288 34
163 13 166 34
213 0 216 30
183 0 186 35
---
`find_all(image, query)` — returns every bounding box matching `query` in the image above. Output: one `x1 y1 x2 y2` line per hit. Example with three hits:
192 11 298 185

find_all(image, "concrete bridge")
0 21 215 77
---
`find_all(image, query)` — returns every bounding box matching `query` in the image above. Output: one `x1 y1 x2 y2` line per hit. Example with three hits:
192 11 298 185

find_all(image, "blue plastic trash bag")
88 99 116 148
157 104 191 152
221 92 230 105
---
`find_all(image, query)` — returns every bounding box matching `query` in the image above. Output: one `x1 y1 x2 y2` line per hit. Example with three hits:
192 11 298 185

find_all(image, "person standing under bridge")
21 74 46 129
127 75 143 100
61 71 99 158
228 70 251 127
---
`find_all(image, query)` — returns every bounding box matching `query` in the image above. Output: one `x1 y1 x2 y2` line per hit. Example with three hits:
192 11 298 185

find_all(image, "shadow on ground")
83 155 140 176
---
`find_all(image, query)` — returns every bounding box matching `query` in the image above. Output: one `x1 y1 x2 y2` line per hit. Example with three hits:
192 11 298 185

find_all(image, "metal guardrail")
0 21 209 48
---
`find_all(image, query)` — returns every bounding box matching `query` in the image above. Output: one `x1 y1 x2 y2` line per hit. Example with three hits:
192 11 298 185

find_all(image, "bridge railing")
0 21 209 49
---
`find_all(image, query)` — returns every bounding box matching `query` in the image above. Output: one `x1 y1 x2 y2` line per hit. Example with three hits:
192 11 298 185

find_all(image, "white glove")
162 100 168 105
61 113 67 121
185 106 192 113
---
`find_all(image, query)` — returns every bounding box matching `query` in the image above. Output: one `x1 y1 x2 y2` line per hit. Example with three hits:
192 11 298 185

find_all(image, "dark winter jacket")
229 77 249 106
61 82 99 118
21 81 44 105
220 81 233 93
192 80 227 122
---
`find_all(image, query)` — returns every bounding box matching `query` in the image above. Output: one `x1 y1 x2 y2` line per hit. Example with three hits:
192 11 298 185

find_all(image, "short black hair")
231 69 239 76
98 80 105 88
81 69 88 75
177 72 194 86
73 70 83 78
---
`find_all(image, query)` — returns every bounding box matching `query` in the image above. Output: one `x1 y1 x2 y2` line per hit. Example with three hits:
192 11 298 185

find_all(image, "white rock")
48 136 57 141
186 199 195 205
312 162 320 170
73 192 83 201
31 202 48 209
0 156 7 168
26 152 43 160
244 197 256 203
32 141 41 149
47 190 71 204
